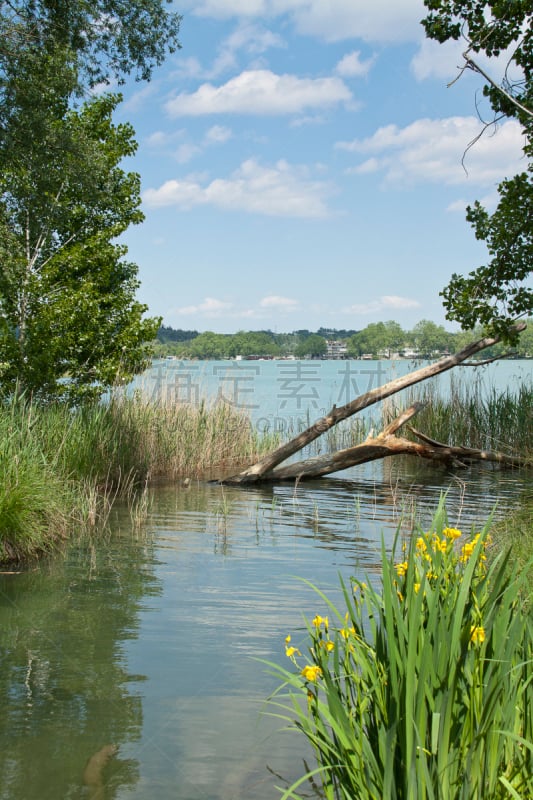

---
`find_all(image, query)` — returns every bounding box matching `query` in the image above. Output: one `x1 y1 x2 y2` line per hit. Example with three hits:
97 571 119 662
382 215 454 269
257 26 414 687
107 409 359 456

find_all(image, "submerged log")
221 324 527 485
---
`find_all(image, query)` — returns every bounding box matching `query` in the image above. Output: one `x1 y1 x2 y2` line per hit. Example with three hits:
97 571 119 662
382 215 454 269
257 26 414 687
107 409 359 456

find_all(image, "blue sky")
115 0 525 334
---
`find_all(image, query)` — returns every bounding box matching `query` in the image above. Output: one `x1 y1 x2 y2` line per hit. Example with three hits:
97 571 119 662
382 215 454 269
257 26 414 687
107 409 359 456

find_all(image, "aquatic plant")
0 393 276 563
268 502 533 799
403 374 533 459
0 399 72 561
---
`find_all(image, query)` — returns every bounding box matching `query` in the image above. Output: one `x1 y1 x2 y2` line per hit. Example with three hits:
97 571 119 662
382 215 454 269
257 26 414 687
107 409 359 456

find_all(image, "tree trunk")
221 324 527 485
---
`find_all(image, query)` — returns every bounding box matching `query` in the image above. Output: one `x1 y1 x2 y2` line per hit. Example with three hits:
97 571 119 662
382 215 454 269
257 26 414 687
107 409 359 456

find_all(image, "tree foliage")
347 321 406 358
0 0 181 401
295 334 327 358
422 1 532 343
0 94 160 402
0 0 181 88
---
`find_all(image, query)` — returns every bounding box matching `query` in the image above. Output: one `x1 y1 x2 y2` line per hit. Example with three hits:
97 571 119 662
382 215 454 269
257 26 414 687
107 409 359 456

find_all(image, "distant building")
326 340 348 359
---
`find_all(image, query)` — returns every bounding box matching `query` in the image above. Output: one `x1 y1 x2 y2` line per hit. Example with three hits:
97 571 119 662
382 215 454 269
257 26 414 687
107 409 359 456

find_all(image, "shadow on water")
0 457 531 800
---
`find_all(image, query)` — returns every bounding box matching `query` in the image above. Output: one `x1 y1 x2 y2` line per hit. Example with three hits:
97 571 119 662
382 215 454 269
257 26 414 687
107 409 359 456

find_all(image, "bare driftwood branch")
408 427 528 469
221 324 526 485
461 352 516 366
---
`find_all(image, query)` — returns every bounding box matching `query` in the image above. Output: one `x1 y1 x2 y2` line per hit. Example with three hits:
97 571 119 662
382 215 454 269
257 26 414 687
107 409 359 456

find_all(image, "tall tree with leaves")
422 1 532 343
0 1 181 401
0 92 162 402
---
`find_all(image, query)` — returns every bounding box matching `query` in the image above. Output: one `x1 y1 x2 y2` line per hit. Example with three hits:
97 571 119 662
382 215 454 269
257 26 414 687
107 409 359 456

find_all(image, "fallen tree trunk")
267 407 527 481
221 324 527 485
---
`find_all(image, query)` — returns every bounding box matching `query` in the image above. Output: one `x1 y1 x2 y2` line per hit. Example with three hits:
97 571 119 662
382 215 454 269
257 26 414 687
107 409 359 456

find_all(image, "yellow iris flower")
301 664 322 682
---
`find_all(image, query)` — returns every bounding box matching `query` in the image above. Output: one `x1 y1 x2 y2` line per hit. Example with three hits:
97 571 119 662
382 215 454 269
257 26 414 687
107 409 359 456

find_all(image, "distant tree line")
153 319 533 360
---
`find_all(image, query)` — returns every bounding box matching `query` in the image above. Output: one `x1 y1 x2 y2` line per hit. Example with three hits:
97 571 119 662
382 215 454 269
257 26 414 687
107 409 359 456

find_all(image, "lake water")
1 359 532 800
133 356 532 436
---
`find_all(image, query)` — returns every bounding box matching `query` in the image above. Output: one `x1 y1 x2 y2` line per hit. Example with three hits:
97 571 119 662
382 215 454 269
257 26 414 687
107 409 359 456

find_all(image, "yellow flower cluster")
470 625 486 646
460 532 489 564
443 527 462 540
312 614 328 631
395 525 491 579
301 664 322 682
391 526 491 653
285 634 301 659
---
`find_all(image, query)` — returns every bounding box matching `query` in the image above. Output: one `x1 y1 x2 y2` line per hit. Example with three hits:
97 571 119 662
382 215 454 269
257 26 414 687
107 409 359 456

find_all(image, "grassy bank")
0 394 277 564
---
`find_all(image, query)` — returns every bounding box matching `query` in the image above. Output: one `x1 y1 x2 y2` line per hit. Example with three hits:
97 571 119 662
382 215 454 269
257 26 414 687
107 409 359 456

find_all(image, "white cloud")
259 295 299 309
171 56 205 80
174 22 286 82
143 158 332 218
447 189 500 214
175 143 202 164
165 69 352 116
182 0 424 43
185 0 268 17
411 37 525 86
176 297 233 316
410 38 465 82
344 295 421 315
204 124 233 144
446 198 469 214
146 126 232 165
145 130 174 147
336 50 375 78
224 21 285 55
382 295 421 310
337 117 526 187
122 83 158 113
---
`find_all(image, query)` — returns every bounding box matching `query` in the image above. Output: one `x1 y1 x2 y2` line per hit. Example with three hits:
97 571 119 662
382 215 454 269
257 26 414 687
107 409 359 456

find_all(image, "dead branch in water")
220 324 527 485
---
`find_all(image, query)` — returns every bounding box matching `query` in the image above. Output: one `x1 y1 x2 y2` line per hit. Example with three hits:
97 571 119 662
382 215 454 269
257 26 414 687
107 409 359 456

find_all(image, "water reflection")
0 459 530 800
0 539 162 800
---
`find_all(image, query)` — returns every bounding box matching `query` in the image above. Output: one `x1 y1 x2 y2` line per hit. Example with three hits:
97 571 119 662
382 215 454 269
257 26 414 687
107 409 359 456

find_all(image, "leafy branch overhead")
422 0 533 343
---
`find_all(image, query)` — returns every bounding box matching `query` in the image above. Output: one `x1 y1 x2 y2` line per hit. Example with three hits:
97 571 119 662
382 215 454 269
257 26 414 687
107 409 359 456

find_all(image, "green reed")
0 399 73 561
402 374 533 458
268 500 532 799
0 393 275 563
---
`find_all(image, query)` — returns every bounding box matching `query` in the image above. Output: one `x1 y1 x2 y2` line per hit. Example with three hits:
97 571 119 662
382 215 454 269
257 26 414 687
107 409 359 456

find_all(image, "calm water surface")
1 455 530 800
2 359 532 798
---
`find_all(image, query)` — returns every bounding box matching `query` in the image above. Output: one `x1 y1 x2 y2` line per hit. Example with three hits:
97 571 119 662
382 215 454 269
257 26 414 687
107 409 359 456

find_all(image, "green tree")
422 1 532 343
295 334 327 358
230 331 281 358
515 318 533 357
183 332 229 360
381 320 406 356
0 0 181 401
347 323 396 358
0 0 181 89
0 93 159 402
411 319 451 358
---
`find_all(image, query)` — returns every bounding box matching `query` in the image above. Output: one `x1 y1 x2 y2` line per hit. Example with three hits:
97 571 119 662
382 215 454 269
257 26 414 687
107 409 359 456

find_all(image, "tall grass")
489 490 533 597
0 394 276 563
400 374 533 458
269 501 532 799
0 401 73 562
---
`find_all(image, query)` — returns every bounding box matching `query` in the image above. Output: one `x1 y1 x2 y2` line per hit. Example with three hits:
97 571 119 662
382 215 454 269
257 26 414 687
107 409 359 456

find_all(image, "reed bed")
0 401 73 562
399 374 533 458
0 394 276 563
